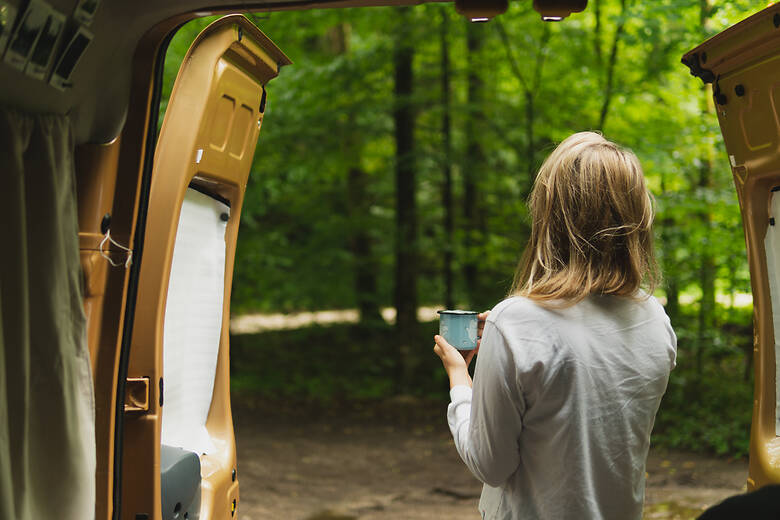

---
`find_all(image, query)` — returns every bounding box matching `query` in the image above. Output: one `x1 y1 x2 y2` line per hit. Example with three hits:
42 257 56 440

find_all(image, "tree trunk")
495 20 550 197
593 0 603 67
664 259 680 325
597 0 626 131
333 22 382 324
440 9 454 310
393 7 418 391
659 169 680 326
525 92 535 189
696 0 716 377
463 20 487 306
696 121 716 377
347 166 382 324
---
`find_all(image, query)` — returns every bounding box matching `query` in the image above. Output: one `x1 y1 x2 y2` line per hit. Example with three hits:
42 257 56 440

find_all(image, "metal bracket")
713 76 728 105
124 377 150 413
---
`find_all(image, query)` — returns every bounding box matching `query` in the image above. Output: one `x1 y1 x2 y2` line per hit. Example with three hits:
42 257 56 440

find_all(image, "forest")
161 0 761 458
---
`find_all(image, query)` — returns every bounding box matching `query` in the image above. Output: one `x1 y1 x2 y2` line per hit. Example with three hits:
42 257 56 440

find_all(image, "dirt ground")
231 395 748 520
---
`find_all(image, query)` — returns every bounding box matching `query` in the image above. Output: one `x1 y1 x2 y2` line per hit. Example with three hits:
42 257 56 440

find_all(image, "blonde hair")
510 131 658 305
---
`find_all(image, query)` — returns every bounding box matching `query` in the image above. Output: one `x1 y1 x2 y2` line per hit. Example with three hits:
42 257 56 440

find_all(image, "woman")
433 132 677 520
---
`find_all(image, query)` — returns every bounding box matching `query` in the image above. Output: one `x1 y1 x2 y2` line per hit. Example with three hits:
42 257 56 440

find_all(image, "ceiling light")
533 0 588 21
454 0 508 22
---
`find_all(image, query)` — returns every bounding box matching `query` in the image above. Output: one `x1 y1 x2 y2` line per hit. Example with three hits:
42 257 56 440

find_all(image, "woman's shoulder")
491 292 669 325
486 297 567 367
488 296 557 328
615 291 672 320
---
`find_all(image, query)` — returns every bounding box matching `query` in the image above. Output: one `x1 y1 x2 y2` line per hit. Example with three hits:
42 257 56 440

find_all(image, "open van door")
683 5 780 490
120 15 290 520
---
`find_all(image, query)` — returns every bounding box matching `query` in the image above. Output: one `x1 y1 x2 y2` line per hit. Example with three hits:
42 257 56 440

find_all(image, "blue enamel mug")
437 310 479 350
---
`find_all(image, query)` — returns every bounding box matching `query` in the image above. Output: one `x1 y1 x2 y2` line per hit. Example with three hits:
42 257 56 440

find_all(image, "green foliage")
158 3 760 315
652 304 753 457
229 301 755 457
230 320 448 401
160 3 767 457
654 370 752 458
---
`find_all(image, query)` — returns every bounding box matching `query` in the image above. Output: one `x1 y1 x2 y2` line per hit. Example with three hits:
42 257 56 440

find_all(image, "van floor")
231 395 747 520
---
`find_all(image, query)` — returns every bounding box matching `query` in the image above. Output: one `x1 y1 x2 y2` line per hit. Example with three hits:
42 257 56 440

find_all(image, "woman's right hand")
477 311 490 348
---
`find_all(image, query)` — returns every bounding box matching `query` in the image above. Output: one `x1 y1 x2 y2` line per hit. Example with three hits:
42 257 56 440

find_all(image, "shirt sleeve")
446 322 525 488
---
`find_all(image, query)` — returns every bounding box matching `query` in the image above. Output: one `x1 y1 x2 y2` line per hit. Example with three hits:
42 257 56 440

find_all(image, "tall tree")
696 0 717 376
393 6 418 390
332 22 383 324
659 169 680 326
596 0 627 131
463 20 488 306
440 8 455 310
593 0 603 67
495 19 551 196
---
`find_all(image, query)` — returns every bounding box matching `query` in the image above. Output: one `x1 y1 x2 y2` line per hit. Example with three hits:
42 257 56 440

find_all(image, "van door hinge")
681 52 715 85
124 377 150 413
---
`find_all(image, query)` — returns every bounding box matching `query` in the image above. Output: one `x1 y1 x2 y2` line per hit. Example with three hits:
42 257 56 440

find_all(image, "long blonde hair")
511 132 658 305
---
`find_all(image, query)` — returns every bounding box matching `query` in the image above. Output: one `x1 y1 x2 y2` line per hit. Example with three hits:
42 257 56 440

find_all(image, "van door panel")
684 4 780 489
121 15 290 520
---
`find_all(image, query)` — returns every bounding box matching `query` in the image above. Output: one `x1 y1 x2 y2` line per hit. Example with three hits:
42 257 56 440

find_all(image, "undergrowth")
230 303 755 458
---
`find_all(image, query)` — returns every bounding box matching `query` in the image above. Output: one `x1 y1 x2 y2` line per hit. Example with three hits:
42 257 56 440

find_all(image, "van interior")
2 0 780 519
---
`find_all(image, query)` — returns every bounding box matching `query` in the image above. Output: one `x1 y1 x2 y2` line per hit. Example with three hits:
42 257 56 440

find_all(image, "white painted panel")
765 191 780 435
161 187 229 454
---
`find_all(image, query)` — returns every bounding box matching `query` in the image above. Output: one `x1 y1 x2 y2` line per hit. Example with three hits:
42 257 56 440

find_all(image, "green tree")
393 6 419 390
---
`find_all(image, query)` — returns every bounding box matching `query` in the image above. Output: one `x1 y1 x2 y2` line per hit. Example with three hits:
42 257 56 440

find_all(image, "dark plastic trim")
112 25 180 520
188 181 232 208
681 52 715 85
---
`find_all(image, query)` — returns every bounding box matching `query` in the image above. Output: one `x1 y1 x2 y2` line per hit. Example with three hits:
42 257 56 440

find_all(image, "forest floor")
231 395 748 520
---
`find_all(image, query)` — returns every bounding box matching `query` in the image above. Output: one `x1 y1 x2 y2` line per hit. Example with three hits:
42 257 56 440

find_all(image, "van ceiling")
0 0 443 144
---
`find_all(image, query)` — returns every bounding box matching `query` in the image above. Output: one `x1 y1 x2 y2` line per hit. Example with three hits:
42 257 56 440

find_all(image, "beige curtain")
0 108 95 520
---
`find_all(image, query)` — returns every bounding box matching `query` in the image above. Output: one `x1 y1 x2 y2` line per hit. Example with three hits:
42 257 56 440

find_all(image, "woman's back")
436 132 677 519
449 294 676 519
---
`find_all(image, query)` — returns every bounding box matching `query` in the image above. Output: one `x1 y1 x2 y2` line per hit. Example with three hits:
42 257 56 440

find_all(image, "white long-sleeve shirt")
447 294 677 520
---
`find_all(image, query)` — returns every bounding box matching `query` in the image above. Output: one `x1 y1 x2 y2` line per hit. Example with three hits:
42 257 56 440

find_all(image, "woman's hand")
434 310 490 389
433 335 477 388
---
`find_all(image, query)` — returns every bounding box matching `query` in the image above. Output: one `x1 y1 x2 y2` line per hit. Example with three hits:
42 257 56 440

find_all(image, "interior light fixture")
454 0 508 22
533 0 588 21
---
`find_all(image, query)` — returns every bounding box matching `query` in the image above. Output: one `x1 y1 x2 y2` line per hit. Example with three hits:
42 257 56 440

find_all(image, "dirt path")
232 397 747 520
230 307 443 334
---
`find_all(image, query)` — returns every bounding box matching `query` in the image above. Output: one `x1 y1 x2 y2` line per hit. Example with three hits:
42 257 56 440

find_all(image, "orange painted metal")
75 138 129 520
684 4 780 490
121 15 289 520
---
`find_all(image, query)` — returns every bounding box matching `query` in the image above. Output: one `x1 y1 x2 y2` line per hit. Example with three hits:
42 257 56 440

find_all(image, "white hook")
99 229 132 268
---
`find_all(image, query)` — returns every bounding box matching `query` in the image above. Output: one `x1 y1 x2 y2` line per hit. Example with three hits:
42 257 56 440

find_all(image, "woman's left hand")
433 335 479 389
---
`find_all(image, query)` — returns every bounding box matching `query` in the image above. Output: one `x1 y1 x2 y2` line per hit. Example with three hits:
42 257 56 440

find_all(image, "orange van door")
120 15 290 520
683 5 780 489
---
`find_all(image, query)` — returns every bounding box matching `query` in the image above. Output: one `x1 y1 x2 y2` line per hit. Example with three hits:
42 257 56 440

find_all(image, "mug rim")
437 309 478 315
